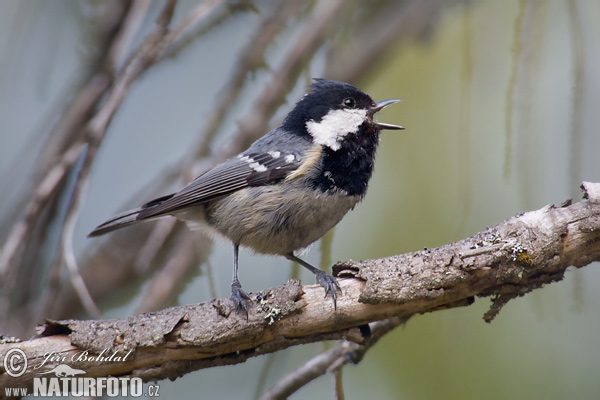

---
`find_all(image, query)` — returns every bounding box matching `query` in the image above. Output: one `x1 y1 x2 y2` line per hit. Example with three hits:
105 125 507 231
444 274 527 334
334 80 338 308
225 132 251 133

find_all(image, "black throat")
311 125 380 197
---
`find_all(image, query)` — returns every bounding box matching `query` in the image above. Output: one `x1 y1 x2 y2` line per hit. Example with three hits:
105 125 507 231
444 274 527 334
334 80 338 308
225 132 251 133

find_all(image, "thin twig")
134 218 178 273
259 342 359 400
0 141 87 316
187 0 309 163
48 0 152 321
0 1 137 317
45 0 179 320
60 146 102 319
260 317 407 399
1 0 228 321
0 1 138 293
106 0 151 70
334 368 345 400
134 230 209 314
231 0 349 152
325 0 444 83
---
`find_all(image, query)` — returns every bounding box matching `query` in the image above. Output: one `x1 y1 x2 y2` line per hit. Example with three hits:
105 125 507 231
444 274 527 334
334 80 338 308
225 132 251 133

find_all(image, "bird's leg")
286 253 341 308
231 243 250 313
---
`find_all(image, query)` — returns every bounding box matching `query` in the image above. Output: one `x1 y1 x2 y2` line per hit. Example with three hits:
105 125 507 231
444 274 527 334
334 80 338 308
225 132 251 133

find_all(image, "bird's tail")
88 194 174 237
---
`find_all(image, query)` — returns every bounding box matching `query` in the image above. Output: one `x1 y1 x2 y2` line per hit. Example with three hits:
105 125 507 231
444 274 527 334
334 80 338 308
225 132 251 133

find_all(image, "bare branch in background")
325 0 444 83
44 0 153 321
186 0 309 163
1 0 179 326
231 0 349 152
45 0 180 316
106 0 151 72
134 226 209 314
2 182 599 393
260 317 407 400
0 1 130 318
0 0 226 331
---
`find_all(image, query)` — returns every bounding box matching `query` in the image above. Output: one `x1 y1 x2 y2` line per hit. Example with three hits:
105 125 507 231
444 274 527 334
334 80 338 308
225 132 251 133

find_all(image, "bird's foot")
314 270 341 308
231 279 251 314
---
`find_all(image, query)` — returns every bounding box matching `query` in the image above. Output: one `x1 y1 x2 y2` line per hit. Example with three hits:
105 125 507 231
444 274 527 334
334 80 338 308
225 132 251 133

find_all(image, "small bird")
89 79 403 312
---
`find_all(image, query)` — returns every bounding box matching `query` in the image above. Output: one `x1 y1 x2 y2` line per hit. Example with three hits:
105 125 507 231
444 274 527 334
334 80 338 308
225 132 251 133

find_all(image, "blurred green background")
1 0 599 398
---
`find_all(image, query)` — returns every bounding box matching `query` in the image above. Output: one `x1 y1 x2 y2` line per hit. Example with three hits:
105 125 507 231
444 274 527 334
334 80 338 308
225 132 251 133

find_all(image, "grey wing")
136 152 300 219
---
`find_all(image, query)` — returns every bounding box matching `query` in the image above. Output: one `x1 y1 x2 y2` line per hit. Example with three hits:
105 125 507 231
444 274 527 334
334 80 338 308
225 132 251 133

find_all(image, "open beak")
370 99 404 130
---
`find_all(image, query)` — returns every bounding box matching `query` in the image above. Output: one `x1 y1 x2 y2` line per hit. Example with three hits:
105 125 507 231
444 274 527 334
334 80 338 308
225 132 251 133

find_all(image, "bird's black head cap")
282 79 402 149
281 79 375 135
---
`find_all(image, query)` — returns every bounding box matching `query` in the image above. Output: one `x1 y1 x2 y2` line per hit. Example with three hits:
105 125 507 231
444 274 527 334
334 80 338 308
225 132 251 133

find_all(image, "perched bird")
89 79 403 312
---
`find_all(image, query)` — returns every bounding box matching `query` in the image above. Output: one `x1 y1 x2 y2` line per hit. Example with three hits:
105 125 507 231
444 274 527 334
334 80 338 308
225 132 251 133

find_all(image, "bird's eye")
343 97 356 108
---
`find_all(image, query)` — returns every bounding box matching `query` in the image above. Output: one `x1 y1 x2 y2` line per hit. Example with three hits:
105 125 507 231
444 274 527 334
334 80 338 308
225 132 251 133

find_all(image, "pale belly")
174 184 360 255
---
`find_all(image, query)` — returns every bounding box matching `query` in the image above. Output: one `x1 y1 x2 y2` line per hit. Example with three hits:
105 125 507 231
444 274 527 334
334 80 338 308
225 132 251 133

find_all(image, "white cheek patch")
306 108 368 150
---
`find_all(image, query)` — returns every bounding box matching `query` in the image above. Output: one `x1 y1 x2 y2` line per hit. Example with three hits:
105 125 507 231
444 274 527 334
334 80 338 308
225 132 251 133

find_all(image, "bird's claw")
231 279 251 314
314 270 341 308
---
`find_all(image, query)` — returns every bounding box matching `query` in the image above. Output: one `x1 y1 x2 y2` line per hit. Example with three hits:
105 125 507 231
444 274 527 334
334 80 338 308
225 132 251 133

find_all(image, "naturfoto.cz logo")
32 372 146 397
3 348 159 397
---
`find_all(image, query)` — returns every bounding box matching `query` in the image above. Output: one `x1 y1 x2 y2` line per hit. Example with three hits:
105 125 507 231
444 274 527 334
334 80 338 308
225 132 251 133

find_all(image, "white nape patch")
306 108 367 150
238 154 267 172
285 154 295 163
268 151 281 158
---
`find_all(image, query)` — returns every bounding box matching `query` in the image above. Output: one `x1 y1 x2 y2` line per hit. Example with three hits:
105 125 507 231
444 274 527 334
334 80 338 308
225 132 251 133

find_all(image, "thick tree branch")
1 182 599 391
